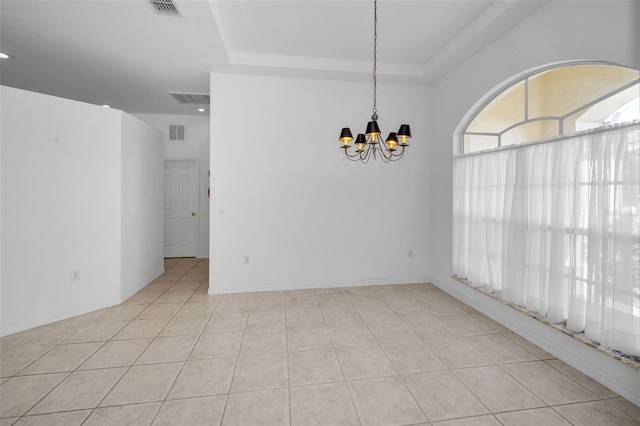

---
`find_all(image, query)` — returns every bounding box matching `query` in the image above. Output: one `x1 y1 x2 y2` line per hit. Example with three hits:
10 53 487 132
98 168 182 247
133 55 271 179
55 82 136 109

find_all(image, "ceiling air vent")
149 0 181 16
169 92 210 105
169 125 185 141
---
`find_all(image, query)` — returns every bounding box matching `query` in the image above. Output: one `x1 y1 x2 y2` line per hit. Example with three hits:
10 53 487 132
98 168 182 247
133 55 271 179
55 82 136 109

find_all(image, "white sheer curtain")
453 122 640 357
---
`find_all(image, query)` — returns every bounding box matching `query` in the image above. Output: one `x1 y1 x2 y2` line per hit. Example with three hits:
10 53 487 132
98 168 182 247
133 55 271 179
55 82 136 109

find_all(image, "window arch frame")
455 60 640 155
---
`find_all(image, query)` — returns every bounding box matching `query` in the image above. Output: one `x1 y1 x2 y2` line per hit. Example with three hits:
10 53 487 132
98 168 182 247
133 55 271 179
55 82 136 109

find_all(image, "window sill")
451 275 640 370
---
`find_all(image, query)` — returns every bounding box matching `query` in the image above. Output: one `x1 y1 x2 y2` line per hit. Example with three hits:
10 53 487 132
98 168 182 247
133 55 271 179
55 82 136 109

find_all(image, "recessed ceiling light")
102 105 111 108
198 108 205 112
0 52 12 59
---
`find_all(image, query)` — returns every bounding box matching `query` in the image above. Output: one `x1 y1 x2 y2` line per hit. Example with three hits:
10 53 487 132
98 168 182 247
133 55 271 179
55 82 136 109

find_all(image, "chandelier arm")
389 151 403 161
379 143 392 162
343 147 363 161
363 144 376 164
379 144 391 163
379 138 406 162
381 138 394 162
362 144 373 163
359 147 367 163
395 145 407 158
380 142 392 156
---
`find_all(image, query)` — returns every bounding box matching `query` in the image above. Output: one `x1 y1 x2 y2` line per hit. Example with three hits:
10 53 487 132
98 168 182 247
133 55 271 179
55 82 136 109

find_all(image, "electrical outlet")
70 270 80 281
243 255 250 264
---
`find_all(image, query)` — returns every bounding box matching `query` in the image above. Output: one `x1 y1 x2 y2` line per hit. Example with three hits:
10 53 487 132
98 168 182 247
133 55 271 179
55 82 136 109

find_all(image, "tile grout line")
493 359 610 420
542 358 612 400
13 336 110 421
80 260 199 424
218 291 254 426
283 292 293 426
424 300 546 421
376 293 432 424
149 262 220 425
2 266 635 425
80 264 182 424
324 288 366 426
379 288 501 423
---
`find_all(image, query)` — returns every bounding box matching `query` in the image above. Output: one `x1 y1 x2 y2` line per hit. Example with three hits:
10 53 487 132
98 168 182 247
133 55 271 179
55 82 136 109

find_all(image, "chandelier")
338 0 411 163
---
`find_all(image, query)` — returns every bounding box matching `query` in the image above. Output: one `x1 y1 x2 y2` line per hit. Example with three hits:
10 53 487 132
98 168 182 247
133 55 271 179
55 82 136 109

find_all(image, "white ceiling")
0 0 548 115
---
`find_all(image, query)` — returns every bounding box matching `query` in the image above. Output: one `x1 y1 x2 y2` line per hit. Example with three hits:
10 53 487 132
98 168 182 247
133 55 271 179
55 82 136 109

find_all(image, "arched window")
453 62 640 359
463 63 639 153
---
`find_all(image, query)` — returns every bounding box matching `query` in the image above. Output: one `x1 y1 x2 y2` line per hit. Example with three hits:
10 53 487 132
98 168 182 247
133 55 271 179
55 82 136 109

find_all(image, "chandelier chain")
372 0 377 117
338 0 410 163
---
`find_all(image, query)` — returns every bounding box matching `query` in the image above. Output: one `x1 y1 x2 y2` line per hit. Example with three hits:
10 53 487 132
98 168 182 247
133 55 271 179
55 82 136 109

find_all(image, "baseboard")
431 275 640 406
120 266 164 302
0 296 121 338
207 276 431 295
1 266 164 338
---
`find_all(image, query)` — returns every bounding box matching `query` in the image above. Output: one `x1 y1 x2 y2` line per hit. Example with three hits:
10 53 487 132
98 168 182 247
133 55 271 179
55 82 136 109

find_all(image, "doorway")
164 160 199 257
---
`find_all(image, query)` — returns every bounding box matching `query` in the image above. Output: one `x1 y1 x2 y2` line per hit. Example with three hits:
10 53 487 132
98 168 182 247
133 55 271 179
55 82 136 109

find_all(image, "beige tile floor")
1 257 639 425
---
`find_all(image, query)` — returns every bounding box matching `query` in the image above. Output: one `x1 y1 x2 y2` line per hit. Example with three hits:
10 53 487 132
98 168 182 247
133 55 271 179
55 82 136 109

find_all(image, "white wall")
210 73 430 294
0 86 165 336
134 114 210 258
121 114 165 300
0 87 3 331
1 86 123 335
428 1 640 404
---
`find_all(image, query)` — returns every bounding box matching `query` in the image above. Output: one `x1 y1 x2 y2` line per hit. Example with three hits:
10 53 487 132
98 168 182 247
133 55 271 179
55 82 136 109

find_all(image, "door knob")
191 211 197 216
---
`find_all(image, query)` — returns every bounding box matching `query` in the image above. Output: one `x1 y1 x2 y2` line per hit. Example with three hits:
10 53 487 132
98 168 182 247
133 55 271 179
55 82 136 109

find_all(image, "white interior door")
164 160 198 258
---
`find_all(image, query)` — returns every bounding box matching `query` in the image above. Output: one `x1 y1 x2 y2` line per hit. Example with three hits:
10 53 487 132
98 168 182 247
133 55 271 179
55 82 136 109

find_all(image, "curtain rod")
455 120 639 159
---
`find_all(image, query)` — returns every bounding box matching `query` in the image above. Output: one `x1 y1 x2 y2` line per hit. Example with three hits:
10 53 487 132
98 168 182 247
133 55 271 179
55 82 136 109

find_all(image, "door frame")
164 158 200 258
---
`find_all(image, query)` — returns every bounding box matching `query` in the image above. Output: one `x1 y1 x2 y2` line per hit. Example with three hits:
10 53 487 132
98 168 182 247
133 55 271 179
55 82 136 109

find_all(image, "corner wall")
209 73 431 294
0 86 164 336
121 114 165 299
428 1 640 404
1 86 123 335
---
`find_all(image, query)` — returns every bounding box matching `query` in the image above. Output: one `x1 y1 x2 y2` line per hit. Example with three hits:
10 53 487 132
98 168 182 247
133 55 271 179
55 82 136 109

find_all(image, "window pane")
502 120 559 146
575 84 639 131
466 80 525 134
563 108 588 135
528 64 639 119
464 134 499 153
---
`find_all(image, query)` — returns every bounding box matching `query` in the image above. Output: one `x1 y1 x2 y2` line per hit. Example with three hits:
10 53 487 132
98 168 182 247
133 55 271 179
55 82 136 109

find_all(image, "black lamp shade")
385 132 398 145
397 124 412 139
339 128 354 142
355 134 367 144
366 121 381 137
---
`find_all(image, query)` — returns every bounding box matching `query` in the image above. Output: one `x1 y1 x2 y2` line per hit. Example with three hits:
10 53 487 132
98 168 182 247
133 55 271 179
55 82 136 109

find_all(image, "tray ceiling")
0 0 548 114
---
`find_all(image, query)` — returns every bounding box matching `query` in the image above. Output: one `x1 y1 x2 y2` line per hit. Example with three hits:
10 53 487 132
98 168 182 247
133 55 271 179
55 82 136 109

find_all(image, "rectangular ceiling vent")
149 0 181 16
169 125 185 141
169 92 210 105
